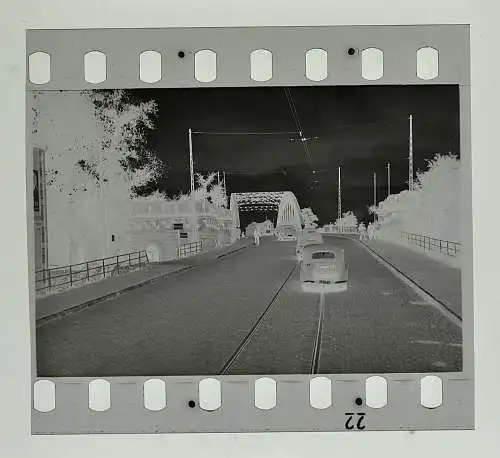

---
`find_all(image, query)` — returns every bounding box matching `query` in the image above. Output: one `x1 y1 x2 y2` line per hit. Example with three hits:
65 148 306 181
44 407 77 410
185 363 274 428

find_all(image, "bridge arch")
229 191 303 233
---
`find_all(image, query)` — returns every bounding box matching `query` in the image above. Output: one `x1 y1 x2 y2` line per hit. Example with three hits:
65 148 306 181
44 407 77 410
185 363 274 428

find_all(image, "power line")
284 88 305 136
283 87 313 167
191 130 298 136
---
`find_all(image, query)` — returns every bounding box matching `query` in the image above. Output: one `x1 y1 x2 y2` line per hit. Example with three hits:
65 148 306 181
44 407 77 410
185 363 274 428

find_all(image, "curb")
216 243 251 259
36 265 194 328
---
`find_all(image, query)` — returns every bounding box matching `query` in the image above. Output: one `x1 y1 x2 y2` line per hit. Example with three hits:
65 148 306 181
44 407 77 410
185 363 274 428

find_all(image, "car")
296 230 324 261
276 224 298 241
300 243 348 292
262 227 275 237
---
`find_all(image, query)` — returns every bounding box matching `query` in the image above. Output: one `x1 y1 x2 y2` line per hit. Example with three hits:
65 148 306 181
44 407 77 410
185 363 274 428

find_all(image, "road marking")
218 264 298 375
348 237 462 329
310 293 325 374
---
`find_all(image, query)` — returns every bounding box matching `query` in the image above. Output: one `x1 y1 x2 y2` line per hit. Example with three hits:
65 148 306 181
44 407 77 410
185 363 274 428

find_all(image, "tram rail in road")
218 264 298 375
310 293 325 374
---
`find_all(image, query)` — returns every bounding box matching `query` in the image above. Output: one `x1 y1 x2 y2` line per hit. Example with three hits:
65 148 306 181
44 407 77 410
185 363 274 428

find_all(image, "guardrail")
321 226 359 234
35 250 149 295
178 241 202 259
400 231 461 257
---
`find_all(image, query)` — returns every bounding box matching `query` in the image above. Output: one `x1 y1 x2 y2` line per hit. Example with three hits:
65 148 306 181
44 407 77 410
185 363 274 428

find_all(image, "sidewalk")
361 239 462 319
36 238 252 322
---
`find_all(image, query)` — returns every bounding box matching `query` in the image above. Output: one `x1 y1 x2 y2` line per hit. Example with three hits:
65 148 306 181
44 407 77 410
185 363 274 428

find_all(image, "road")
36 236 462 377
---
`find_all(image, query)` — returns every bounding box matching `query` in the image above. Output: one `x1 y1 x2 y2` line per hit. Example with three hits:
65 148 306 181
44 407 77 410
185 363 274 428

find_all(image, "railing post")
86 262 90 280
48 269 52 288
116 256 120 274
129 252 131 267
102 258 106 279
69 265 73 286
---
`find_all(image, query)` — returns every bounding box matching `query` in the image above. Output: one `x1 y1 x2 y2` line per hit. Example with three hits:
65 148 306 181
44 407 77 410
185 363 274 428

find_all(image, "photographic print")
32 84 463 377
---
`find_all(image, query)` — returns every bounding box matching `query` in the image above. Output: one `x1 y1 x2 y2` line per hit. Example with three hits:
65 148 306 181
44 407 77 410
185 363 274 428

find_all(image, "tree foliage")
370 153 460 242
31 90 163 265
335 210 358 228
301 207 319 228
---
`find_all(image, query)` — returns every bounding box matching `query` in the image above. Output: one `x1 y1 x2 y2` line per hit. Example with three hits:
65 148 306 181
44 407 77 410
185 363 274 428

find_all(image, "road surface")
37 235 462 377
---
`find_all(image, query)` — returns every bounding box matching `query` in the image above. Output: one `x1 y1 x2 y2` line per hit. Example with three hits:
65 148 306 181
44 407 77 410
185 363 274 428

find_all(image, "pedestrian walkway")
36 238 252 322
361 239 462 319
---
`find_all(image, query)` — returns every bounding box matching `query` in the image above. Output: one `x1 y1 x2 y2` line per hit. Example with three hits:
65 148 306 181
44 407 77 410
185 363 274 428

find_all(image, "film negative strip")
26 25 473 434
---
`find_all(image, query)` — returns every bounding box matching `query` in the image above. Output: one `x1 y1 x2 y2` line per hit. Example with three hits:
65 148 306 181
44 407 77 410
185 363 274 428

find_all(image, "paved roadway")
37 235 462 377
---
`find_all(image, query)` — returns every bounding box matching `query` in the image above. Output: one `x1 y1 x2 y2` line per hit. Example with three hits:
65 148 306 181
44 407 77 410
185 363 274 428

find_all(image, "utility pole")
188 128 198 241
223 171 227 205
409 114 414 191
387 162 391 197
337 165 342 220
373 171 377 222
188 128 195 195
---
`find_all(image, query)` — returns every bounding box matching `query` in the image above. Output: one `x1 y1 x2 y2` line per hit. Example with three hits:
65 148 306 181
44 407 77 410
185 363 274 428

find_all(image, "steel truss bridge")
229 191 303 231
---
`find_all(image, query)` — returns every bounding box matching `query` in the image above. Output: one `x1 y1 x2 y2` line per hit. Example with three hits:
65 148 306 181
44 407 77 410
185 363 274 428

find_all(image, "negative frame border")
26 24 474 434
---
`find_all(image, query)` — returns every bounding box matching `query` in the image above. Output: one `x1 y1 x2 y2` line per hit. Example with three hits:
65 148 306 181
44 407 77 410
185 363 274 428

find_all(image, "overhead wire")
283 87 314 168
191 130 297 136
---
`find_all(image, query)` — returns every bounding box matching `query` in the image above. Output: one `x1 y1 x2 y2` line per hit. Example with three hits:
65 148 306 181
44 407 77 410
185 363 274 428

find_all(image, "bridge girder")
229 191 303 231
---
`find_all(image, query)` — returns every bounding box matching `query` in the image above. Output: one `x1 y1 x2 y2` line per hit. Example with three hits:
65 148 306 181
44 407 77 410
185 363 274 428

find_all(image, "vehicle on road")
275 224 298 241
296 230 323 261
300 243 348 291
262 227 275 237
246 220 274 238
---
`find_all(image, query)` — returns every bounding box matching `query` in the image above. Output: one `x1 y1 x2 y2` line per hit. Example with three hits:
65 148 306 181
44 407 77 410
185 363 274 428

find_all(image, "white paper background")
1 0 498 456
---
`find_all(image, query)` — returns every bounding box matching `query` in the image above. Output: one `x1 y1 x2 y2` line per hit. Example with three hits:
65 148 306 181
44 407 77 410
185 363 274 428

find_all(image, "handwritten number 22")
345 413 366 430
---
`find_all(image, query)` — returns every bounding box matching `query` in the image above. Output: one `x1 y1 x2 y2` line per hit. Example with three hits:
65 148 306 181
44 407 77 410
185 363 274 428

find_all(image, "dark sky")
134 85 460 225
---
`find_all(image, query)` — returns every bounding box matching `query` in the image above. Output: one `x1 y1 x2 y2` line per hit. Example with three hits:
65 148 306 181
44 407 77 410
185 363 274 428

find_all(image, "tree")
335 210 358 228
208 182 228 208
189 172 228 208
370 153 460 242
301 207 319 228
31 90 163 265
193 172 217 202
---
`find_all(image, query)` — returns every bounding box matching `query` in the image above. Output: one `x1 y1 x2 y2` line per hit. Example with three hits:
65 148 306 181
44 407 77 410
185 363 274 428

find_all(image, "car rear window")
312 251 336 259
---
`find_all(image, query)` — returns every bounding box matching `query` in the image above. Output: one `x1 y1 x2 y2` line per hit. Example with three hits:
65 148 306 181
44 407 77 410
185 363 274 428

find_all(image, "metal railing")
35 250 149 294
400 231 461 257
321 226 359 234
335 226 359 233
178 241 202 259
